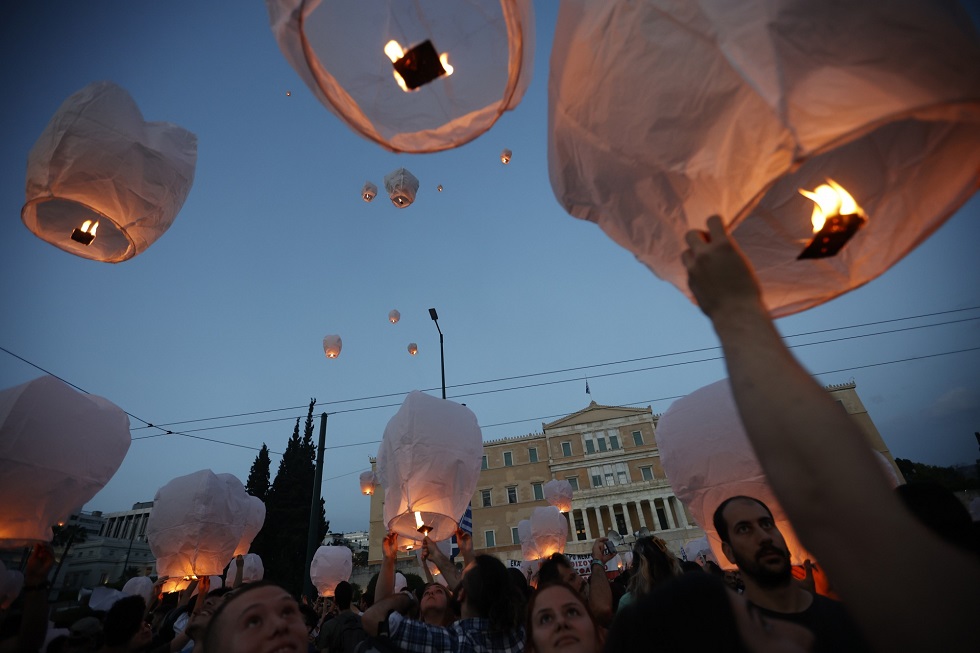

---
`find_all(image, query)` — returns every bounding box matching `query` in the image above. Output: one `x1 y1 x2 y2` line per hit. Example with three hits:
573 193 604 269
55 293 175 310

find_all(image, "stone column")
661 498 677 529
622 502 635 535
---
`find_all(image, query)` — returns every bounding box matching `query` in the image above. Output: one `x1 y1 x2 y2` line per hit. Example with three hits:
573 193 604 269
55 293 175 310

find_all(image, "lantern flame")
70 219 99 245
439 53 453 76
385 41 411 92
799 179 862 233
415 511 424 529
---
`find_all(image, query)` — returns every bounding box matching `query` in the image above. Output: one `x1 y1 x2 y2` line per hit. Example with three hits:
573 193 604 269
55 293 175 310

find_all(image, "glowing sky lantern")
359 470 377 496
388 309 400 324
500 148 512 164
376 391 483 547
437 184 443 192
323 335 342 359
384 168 420 208
265 0 535 153
310 545 352 597
543 479 573 513
21 81 197 263
362 182 378 202
146 469 250 578
407 343 418 356
549 0 980 317
0 376 130 546
520 507 568 561
225 552 264 585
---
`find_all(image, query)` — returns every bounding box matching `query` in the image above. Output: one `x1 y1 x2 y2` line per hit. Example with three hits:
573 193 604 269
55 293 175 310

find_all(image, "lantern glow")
323 335 342 359
310 546 352 597
384 39 452 92
70 220 99 245
362 181 378 202
797 179 867 260
414 511 432 536
407 343 418 356
359 470 377 496
500 149 512 164
388 309 400 324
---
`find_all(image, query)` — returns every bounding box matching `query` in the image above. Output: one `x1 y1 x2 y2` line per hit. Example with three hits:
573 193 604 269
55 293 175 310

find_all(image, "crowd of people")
2 218 977 652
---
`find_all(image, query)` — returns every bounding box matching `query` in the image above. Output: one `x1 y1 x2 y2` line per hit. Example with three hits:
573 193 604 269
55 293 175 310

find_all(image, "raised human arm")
360 592 416 637
374 532 398 603
682 215 980 652
587 537 617 626
422 536 460 589
454 527 475 570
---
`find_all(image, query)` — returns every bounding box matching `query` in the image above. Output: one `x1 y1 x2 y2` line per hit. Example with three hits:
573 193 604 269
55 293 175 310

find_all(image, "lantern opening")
414 511 432 537
70 220 99 245
385 39 450 91
797 179 867 260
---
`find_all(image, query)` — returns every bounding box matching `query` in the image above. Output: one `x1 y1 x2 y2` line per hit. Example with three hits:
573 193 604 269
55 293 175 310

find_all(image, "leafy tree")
245 444 271 502
895 458 978 491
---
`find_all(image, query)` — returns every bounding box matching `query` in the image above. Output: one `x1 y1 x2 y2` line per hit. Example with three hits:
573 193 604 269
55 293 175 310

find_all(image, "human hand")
236 554 244 568
423 537 448 564
592 537 616 564
796 559 816 594
455 528 473 561
24 543 54 584
681 215 762 318
382 532 399 560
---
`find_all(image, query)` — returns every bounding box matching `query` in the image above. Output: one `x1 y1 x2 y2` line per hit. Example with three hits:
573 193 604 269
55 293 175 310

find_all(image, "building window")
597 438 608 452
640 466 654 481
481 455 488 470
512 527 521 544
485 530 496 547
585 440 596 454
507 486 518 504
592 474 603 487
567 477 579 491
605 472 615 486
529 447 538 463
575 516 586 541
503 451 514 467
617 470 628 485
609 434 620 450
481 489 492 507
532 482 544 501
632 430 643 446
561 442 572 457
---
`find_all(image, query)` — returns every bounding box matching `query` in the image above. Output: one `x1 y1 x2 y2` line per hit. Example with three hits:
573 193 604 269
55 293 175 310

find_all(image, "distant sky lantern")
549 0 980 317
310 546 352 597
21 81 197 263
407 343 418 356
375 391 483 547
500 149 512 164
323 335 342 359
359 470 377 495
0 376 130 546
384 168 420 208
437 184 443 192
146 469 250 578
362 181 378 202
265 0 535 153
543 479 573 513
388 309 400 324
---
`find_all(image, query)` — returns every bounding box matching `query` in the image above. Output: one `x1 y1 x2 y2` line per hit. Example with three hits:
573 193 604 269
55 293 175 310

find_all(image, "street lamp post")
428 308 446 399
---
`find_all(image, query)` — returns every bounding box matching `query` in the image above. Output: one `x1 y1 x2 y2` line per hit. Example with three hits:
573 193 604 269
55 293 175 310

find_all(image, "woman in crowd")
526 581 604 653
617 536 681 611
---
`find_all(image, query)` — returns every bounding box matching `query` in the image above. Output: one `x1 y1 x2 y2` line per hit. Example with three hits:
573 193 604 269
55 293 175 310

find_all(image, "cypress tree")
245 444 271 502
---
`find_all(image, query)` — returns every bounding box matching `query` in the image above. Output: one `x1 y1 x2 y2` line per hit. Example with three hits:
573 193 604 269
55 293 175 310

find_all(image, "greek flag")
451 503 473 559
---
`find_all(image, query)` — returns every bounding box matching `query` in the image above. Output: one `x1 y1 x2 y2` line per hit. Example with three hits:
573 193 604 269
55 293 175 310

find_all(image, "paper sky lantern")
323 335 342 359
359 471 377 496
159 578 192 594
89 587 124 612
437 185 443 192
407 343 419 356
0 562 24 610
376 391 483 546
146 469 250 578
394 572 408 592
500 148 512 164
310 545 352 597
0 376 130 546
388 309 401 324
520 507 567 561
225 553 265 586
265 0 535 153
232 494 266 556
384 168 420 208
543 479 573 513
549 0 980 317
121 576 154 604
362 182 378 202
21 81 197 263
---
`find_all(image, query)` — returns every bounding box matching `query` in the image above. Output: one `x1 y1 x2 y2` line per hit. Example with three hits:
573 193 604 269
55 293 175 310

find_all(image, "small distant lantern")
359 471 377 496
323 335 342 359
21 81 197 263
500 149 512 164
543 479 574 513
520 507 568 562
407 343 418 356
384 168 420 208
0 376 130 546
286 90 292 96
375 391 483 548
549 0 980 317
310 546 352 597
388 309 400 324
437 184 443 192
266 0 535 153
146 469 250 578
362 182 378 202
225 552 264 585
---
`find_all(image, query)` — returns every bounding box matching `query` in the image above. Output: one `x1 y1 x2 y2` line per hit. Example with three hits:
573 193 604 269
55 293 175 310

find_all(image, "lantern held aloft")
0 376 130 546
359 470 377 496
323 335 342 359
121 576 154 604
21 81 197 263
362 182 378 202
388 309 401 324
549 0 980 317
265 0 535 153
310 546 352 597
384 168 420 208
225 553 265 586
543 479 573 513
375 391 483 546
232 495 266 557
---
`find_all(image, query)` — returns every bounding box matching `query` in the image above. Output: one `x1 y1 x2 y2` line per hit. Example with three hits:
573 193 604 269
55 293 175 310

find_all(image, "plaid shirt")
387 613 525 653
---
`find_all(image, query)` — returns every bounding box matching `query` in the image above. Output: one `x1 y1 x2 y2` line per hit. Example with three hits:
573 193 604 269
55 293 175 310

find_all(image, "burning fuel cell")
797 179 867 260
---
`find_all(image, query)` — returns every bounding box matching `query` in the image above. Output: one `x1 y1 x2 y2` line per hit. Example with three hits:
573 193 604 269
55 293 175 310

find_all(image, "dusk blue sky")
1 1 978 533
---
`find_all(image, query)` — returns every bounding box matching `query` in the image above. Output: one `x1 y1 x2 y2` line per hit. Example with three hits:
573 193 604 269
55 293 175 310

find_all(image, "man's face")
721 499 791 588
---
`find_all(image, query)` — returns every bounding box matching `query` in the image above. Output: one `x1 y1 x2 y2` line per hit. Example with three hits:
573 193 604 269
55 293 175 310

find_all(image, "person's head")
66 616 102 652
605 572 812 653
102 595 151 651
185 587 234 640
627 536 681 598
333 581 353 611
538 553 585 595
713 497 791 589
527 582 602 653
457 555 522 633
419 582 456 626
203 582 308 653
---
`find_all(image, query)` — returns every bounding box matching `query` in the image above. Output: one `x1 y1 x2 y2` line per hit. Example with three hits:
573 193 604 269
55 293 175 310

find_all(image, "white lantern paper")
359 471 377 496
232 495 266 557
388 309 401 324
682 537 716 566
146 469 250 578
376 391 483 545
323 335 342 359
0 376 130 546
521 506 568 561
159 578 192 594
21 81 197 263
518 519 533 560
265 0 535 153
543 479 573 513
310 545 352 597
225 553 265 586
549 0 980 317
0 563 24 610
384 168 420 208
407 343 419 356
394 572 408 592
89 586 124 612
362 181 378 202
121 576 154 604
